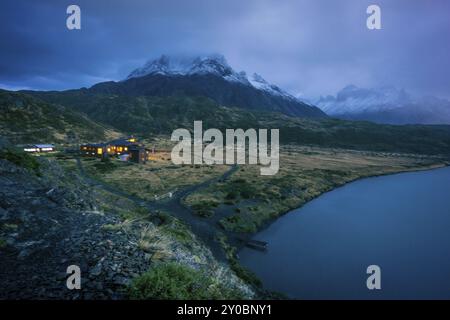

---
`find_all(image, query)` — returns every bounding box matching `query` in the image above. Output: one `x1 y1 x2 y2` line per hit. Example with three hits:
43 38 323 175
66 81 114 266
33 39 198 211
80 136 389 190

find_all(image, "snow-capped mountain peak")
126 54 172 78
126 54 249 84
126 54 298 101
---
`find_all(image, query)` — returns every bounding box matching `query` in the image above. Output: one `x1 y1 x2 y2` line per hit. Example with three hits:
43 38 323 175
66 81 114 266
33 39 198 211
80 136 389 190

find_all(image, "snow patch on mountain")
249 73 296 100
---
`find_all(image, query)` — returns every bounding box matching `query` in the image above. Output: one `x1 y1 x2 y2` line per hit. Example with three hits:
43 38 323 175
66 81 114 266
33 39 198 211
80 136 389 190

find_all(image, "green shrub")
220 215 257 233
191 200 219 217
161 219 193 244
228 179 256 199
128 262 242 299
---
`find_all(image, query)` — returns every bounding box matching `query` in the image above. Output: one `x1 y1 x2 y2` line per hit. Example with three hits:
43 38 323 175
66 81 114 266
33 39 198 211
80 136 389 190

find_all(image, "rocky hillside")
0 145 254 299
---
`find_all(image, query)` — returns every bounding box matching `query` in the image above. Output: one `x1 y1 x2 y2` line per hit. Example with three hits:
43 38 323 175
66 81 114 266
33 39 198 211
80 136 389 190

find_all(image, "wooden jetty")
245 239 268 251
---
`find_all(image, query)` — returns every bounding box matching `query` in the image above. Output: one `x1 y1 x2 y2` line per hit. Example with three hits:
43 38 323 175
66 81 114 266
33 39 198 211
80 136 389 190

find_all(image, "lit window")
97 148 102 155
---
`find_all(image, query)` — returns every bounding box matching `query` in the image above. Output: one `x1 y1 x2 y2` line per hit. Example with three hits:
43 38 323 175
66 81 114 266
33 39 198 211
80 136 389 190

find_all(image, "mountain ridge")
89 54 326 118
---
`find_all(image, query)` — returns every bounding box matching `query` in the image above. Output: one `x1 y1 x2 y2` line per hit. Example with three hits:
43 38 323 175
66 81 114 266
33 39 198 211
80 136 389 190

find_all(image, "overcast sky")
1 0 449 99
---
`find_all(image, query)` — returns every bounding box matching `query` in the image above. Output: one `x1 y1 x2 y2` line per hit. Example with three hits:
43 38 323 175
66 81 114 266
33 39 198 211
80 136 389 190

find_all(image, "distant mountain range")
89 54 326 118
316 85 450 125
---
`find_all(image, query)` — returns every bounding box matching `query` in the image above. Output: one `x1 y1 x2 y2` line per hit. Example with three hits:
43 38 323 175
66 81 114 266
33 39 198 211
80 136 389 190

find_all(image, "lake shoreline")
238 164 450 299
237 161 449 251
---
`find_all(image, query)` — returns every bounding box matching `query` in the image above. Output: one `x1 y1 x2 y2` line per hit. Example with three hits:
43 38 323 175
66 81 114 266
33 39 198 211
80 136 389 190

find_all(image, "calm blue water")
239 166 450 299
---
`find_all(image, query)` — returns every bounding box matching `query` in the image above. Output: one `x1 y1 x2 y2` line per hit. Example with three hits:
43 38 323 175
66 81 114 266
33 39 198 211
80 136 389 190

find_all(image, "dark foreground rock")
0 158 148 299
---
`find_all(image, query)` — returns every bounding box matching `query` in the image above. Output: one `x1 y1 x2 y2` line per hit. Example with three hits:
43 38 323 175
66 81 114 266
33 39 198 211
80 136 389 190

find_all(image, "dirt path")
75 158 241 261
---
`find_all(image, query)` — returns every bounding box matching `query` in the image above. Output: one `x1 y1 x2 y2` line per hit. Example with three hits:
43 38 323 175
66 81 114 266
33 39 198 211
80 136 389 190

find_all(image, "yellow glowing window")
107 148 111 152
97 148 102 155
124 147 128 151
128 138 136 142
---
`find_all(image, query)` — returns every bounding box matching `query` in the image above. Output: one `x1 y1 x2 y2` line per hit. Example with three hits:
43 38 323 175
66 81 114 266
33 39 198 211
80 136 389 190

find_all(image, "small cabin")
79 136 154 164
24 144 55 153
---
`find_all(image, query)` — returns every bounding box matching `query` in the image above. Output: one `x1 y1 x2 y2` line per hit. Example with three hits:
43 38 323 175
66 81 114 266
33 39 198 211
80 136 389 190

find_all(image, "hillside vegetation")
28 90 450 156
0 90 119 144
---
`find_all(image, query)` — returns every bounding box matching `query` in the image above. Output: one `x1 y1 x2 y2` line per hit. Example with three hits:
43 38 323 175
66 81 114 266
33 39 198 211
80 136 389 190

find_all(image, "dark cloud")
0 0 449 98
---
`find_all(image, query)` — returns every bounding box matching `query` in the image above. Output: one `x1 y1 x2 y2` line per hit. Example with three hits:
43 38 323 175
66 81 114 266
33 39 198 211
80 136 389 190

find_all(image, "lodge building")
80 136 151 164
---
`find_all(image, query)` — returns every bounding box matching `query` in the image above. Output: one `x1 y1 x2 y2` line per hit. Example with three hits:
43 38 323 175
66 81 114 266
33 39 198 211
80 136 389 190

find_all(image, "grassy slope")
0 90 120 144
79 156 229 201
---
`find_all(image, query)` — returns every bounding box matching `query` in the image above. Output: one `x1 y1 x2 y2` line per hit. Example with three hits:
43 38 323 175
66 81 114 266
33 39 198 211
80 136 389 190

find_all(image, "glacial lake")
239 166 450 299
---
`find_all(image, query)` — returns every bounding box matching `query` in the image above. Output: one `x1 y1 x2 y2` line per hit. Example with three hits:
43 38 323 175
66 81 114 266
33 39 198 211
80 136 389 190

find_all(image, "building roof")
108 138 138 146
81 137 138 149
34 144 54 148
81 143 107 148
